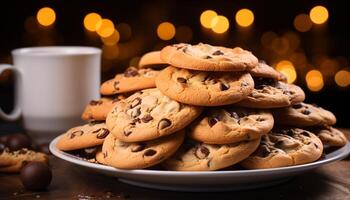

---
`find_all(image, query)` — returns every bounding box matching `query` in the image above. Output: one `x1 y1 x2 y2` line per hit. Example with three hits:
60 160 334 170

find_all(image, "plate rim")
49 135 350 176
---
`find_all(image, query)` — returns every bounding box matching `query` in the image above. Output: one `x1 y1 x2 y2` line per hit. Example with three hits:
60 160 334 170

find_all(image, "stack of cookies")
56 43 347 171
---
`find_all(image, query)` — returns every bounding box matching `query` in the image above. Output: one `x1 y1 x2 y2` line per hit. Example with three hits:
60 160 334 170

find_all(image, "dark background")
0 0 349 128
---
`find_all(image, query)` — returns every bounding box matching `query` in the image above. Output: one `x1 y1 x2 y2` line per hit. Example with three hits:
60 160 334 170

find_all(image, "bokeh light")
275 60 297 83
96 19 115 38
235 8 254 27
200 10 217 28
294 14 312 32
101 30 120 45
271 37 290 55
309 6 329 25
102 45 119 60
211 15 230 34
306 70 324 91
84 13 102 31
157 22 176 40
116 23 132 41
261 31 278 47
36 7 56 26
175 26 193 42
335 70 350 87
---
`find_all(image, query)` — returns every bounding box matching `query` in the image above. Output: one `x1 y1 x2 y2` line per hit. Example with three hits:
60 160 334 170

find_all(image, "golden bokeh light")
309 6 329 25
261 31 278 47
157 22 176 40
335 70 350 87
116 23 132 41
84 13 102 32
36 7 56 26
271 37 290 55
175 26 193 42
101 30 120 46
306 70 324 92
211 15 230 34
294 14 312 32
200 10 217 28
283 32 300 51
96 19 115 38
102 45 119 60
235 9 254 27
276 60 297 83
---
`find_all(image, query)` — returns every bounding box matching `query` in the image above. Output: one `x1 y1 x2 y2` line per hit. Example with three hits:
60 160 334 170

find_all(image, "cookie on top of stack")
55 43 347 171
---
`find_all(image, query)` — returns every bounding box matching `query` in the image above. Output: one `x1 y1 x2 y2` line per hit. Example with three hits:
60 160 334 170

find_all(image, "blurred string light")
275 60 297 83
294 14 312 32
116 23 132 41
96 19 115 38
335 70 350 87
101 30 120 45
235 8 254 27
211 15 229 34
36 7 56 26
200 10 217 28
84 13 102 31
175 26 193 42
157 22 176 40
306 70 324 92
309 6 329 25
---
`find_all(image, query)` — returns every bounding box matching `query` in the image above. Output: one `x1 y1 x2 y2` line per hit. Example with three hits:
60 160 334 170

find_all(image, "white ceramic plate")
50 136 350 192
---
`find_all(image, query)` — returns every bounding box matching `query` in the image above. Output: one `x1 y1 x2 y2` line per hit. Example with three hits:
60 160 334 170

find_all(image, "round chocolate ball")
38 143 51 155
6 134 31 151
20 162 52 191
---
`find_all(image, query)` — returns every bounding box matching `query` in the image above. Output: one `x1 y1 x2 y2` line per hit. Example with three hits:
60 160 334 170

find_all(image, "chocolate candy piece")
208 117 219 127
195 146 210 159
20 162 52 191
38 143 51 155
0 134 11 145
219 82 230 91
141 114 153 123
143 149 156 156
6 134 31 151
301 110 311 115
124 67 139 77
212 50 224 55
177 77 187 83
292 103 303 109
89 100 102 106
96 128 109 139
158 119 171 130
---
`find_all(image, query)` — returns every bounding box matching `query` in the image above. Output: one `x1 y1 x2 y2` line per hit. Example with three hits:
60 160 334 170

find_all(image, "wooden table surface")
1 129 350 200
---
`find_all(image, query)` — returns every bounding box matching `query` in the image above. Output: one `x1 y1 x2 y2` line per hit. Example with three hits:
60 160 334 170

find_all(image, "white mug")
0 46 101 142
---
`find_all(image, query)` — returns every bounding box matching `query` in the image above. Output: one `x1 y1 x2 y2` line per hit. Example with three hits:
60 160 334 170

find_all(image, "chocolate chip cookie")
102 130 184 169
138 51 167 69
272 103 336 127
237 77 305 108
189 107 274 144
160 43 258 71
56 122 110 151
241 128 323 169
163 138 260 171
155 66 254 106
81 96 125 121
100 67 160 95
310 126 347 147
106 88 202 142
249 61 287 81
0 148 48 173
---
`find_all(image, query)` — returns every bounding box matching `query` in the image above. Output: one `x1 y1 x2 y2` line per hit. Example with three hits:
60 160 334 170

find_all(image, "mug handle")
0 64 21 121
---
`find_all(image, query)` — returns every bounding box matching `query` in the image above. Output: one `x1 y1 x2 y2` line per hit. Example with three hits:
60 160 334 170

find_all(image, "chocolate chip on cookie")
156 66 254 106
106 88 202 142
160 43 258 71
